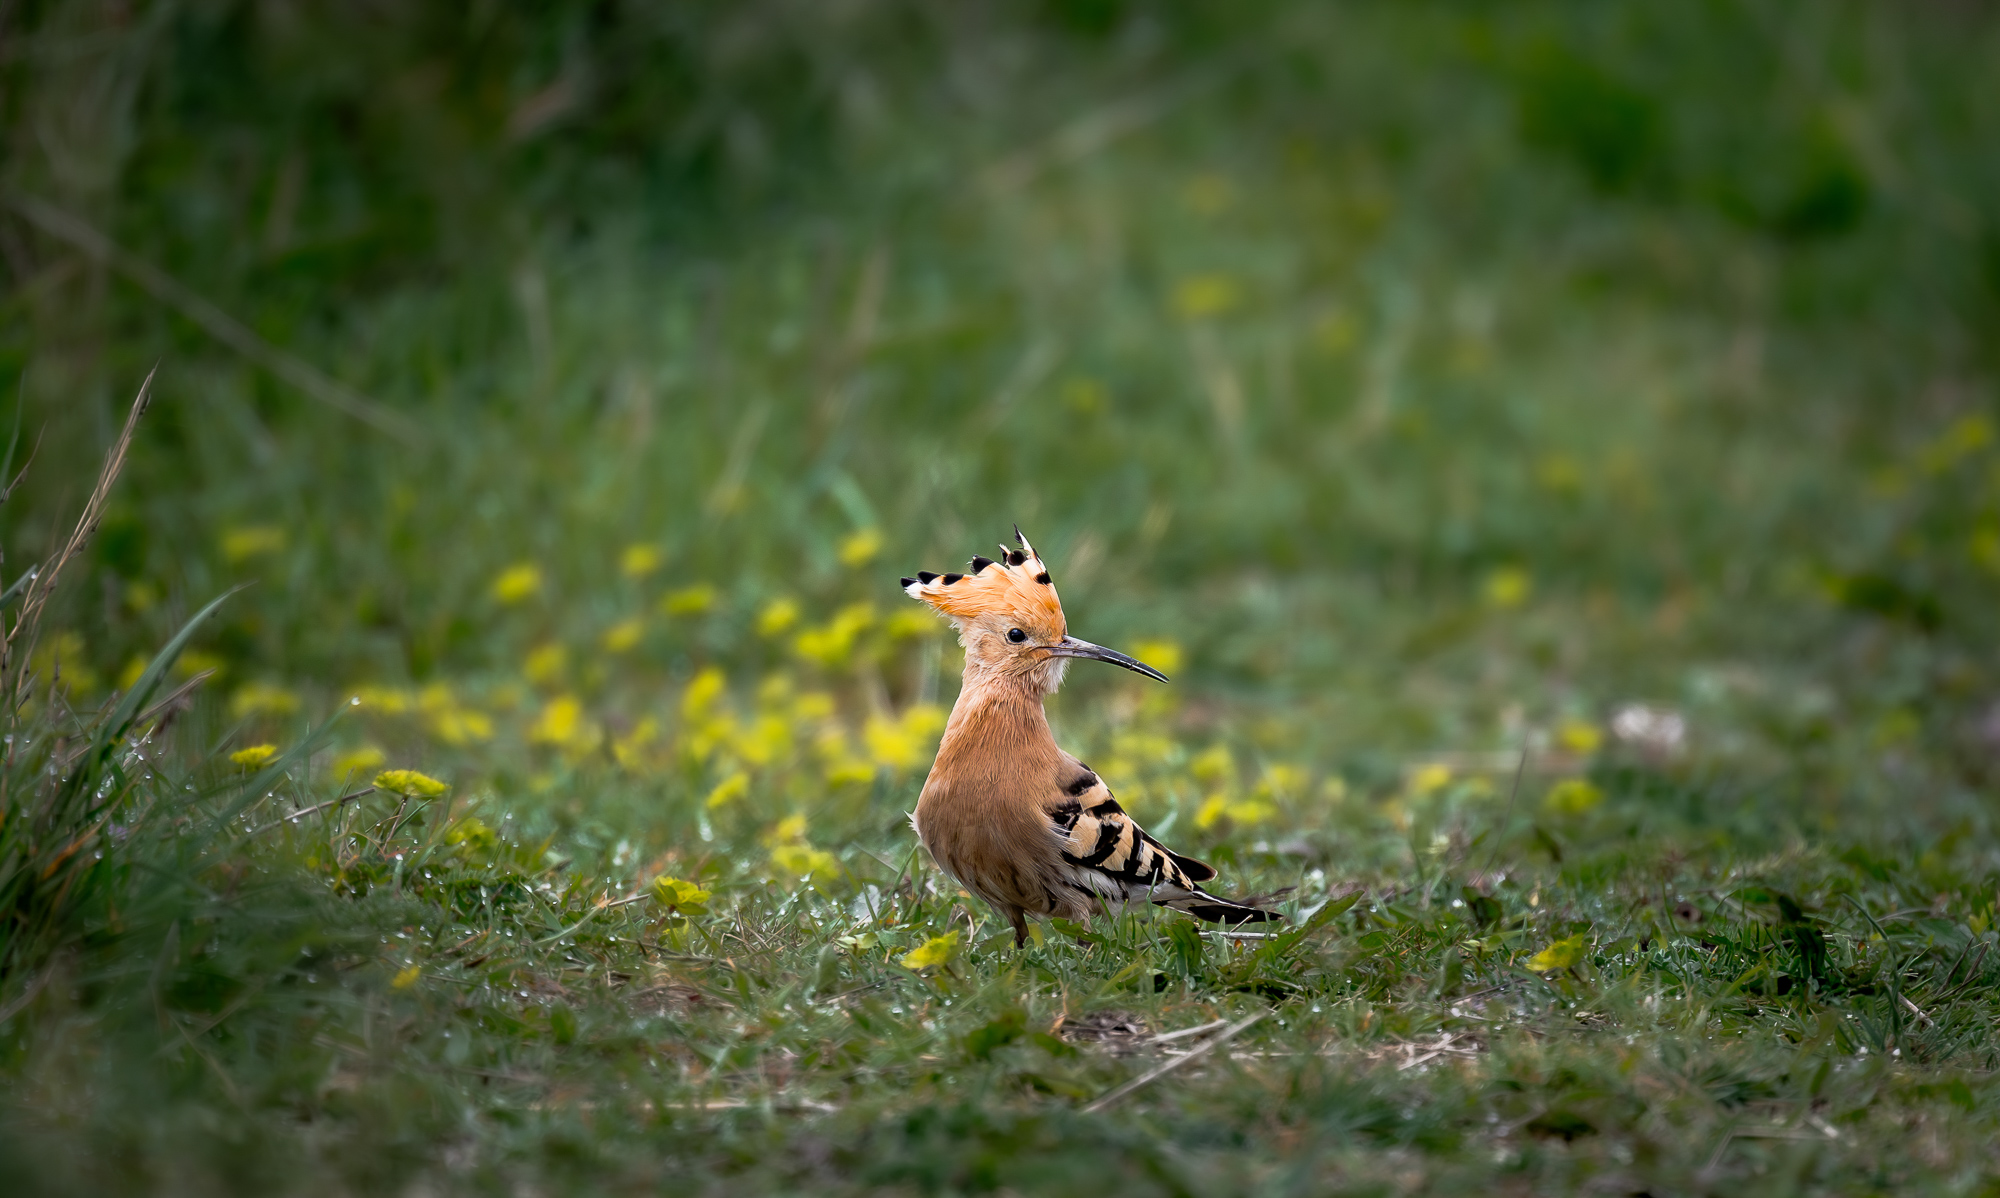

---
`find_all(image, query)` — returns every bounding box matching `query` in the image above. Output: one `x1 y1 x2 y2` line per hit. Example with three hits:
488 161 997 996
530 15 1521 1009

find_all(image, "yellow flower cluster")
864 705 946 772
794 602 875 669
221 525 285 564
230 682 300 719
900 929 960 971
374 769 449 798
530 694 600 757
492 563 542 605
352 684 494 746
230 744 278 768
650 875 710 911
766 815 839 885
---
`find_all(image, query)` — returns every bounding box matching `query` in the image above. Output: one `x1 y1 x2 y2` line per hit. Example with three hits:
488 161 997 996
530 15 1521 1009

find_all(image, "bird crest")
901 526 1065 638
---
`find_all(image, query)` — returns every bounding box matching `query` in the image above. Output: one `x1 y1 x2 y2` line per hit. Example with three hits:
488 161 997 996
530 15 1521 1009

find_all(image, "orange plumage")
901 527 1279 946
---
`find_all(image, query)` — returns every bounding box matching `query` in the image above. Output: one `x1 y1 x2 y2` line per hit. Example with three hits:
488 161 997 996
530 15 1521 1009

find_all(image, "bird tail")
1157 890 1284 924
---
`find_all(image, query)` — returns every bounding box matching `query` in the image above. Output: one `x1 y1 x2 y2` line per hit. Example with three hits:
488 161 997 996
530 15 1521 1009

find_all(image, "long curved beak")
1044 636 1170 683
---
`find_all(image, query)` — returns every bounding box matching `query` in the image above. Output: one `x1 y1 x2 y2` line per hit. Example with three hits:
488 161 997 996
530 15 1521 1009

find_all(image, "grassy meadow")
5 1 2000 1192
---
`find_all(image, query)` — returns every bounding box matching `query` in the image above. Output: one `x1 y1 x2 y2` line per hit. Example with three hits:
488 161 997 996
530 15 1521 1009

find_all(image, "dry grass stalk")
3 192 422 445
2 368 153 718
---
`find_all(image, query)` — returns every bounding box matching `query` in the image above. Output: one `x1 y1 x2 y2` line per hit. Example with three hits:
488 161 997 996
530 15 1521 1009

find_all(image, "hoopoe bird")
901 528 1280 946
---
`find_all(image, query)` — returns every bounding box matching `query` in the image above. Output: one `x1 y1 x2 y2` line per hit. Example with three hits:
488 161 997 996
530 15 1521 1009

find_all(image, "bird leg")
1010 908 1029 948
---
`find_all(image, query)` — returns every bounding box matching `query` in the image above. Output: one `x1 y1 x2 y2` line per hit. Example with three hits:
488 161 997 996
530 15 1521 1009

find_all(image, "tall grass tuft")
0 373 243 993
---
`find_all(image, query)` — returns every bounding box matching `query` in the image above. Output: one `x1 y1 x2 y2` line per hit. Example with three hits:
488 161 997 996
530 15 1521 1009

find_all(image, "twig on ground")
1901 994 1935 1028
1081 1010 1268 1114
245 787 376 837
1145 1019 1228 1045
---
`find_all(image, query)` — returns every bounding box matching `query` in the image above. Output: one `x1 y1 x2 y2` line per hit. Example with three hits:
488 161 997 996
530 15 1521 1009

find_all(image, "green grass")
5 0 2000 1192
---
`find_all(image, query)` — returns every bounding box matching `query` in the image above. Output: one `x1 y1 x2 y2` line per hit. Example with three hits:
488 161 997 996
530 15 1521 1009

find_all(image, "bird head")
901 526 1169 694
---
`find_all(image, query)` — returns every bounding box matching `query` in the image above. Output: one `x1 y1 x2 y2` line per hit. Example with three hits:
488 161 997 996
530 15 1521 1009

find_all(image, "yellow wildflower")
770 843 839 882
1114 731 1175 765
660 584 717 616
682 713 736 765
351 685 413 714
900 930 960 971
530 696 585 747
124 580 160 614
524 643 567 686
757 597 800 638
391 964 421 990
332 745 387 778
1172 273 1241 319
176 649 225 681
682 667 726 720
1190 744 1235 785
884 609 938 640
602 617 645 654
230 682 300 719
1483 566 1531 609
492 563 543 605
430 707 494 746
837 527 883 568
765 816 834 880
1535 454 1584 496
1543 778 1604 816
1919 414 1993 475
613 717 660 771
793 603 875 669
221 525 285 563
903 704 946 738
1128 639 1184 676
229 744 278 768
1238 797 1278 824
374 769 449 798
445 817 497 851
1408 763 1453 797
825 757 876 788
1195 795 1229 831
650 876 710 912
116 656 147 692
621 543 665 578
1557 720 1603 755
1196 794 1274 830
705 772 749 809
1262 763 1308 799
1525 934 1587 973
864 704 945 772
793 691 836 722
733 714 792 766
757 673 795 708
1972 527 2000 574
29 631 98 694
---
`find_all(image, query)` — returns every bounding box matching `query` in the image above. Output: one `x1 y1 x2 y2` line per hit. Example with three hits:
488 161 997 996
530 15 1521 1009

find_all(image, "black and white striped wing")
1045 771 1215 907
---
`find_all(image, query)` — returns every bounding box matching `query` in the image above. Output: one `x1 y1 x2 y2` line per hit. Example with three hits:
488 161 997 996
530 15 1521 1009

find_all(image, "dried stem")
3 368 155 718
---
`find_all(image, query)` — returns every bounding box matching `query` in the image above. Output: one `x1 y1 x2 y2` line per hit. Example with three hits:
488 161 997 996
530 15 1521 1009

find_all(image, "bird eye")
1007 628 1027 643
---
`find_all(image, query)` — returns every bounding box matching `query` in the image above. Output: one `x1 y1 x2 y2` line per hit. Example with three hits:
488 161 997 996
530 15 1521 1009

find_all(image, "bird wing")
1043 767 1218 907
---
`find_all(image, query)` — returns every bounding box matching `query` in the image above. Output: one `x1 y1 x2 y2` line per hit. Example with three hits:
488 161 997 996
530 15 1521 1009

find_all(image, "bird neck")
935 665 1057 768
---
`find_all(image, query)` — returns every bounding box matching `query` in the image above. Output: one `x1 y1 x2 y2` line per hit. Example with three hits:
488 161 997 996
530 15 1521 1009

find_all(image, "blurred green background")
6 1 2000 1191
10 0 2000 795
